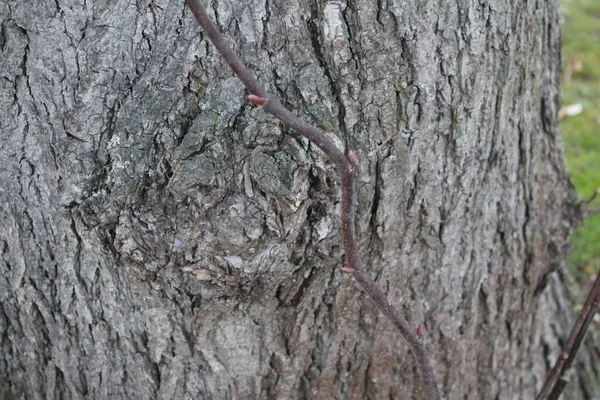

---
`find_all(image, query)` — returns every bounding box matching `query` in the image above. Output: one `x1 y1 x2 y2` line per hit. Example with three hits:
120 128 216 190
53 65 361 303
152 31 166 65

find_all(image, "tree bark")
0 0 597 399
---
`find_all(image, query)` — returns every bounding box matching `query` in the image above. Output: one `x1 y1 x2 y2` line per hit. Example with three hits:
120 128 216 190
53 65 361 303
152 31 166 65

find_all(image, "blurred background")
560 0 600 293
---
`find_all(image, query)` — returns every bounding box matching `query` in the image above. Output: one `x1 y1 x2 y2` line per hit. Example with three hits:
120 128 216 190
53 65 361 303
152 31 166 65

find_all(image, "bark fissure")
305 4 350 150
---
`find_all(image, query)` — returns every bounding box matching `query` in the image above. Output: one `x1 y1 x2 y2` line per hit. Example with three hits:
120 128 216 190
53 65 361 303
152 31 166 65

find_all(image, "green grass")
560 0 600 277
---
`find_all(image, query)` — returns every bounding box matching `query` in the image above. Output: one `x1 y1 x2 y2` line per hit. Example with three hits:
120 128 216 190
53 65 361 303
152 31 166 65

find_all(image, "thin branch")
583 188 600 219
536 273 600 400
584 188 600 206
586 208 600 218
184 0 440 398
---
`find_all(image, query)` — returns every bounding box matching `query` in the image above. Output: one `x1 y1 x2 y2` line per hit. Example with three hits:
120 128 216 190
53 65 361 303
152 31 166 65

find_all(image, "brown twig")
536 273 600 400
184 0 440 398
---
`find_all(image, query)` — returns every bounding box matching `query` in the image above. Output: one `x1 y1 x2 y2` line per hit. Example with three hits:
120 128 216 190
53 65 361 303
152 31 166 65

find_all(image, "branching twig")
582 188 600 219
536 273 600 400
569 188 600 222
184 0 440 398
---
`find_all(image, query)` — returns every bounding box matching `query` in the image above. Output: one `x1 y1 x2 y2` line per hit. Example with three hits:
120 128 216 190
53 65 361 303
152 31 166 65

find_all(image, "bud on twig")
248 94 268 108
341 265 356 275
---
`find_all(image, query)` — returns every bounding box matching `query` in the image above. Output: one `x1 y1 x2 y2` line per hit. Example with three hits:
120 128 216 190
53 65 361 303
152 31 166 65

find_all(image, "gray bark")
0 0 597 399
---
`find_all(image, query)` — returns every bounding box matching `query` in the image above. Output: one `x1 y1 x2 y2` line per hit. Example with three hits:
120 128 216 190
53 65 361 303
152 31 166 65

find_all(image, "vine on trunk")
183 1 598 398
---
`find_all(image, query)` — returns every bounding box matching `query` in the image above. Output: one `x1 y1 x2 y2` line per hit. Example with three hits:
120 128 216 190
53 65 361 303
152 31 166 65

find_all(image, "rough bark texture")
0 0 597 399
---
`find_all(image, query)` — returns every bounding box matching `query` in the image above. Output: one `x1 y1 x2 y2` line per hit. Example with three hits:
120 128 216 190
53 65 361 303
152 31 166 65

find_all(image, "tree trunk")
0 0 597 398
